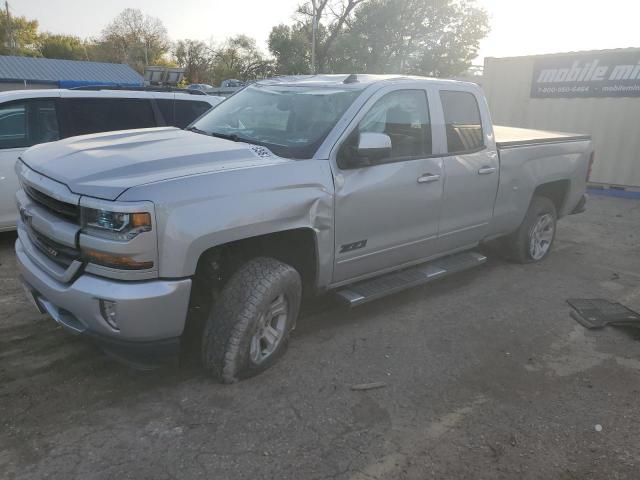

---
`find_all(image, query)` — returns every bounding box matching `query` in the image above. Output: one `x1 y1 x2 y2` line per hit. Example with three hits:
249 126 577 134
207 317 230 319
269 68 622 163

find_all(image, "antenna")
343 74 358 84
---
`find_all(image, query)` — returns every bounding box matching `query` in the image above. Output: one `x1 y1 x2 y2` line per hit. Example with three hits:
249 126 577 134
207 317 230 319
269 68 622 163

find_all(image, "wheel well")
194 228 318 296
533 180 569 214
182 229 318 352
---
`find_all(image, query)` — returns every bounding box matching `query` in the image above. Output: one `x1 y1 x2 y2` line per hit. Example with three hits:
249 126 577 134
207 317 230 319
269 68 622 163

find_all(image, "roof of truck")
256 74 474 89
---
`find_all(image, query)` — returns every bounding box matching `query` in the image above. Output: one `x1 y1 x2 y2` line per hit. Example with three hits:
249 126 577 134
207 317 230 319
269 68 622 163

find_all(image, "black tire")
201 257 301 383
503 196 558 264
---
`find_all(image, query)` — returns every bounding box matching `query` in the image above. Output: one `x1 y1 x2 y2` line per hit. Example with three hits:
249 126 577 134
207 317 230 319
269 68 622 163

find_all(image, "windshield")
192 84 362 159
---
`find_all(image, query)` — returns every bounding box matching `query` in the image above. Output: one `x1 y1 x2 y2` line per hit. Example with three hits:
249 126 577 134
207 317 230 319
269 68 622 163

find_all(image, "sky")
10 0 640 63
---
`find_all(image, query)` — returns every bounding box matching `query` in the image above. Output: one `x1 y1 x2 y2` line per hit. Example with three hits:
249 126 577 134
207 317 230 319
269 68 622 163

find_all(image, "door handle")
477 166 496 175
417 173 441 184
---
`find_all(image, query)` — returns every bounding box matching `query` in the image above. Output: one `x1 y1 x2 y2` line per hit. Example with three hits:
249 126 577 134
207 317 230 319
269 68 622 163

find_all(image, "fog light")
100 299 119 330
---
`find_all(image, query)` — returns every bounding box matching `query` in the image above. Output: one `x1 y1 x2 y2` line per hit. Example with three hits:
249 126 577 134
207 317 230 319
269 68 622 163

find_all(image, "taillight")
586 151 595 182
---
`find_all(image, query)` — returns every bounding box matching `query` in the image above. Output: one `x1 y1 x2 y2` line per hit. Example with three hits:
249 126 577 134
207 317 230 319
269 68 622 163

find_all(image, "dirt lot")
1 194 640 480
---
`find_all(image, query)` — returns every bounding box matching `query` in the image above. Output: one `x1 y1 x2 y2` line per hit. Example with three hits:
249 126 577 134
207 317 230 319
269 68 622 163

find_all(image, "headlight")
81 207 152 241
78 200 157 276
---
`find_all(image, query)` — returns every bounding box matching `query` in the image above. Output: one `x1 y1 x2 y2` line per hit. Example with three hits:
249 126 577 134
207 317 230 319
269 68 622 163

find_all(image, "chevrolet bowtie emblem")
43 245 59 257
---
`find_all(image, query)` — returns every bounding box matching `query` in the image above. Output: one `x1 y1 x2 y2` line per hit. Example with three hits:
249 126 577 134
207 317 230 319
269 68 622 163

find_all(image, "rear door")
61 97 157 136
0 98 61 229
332 87 443 283
434 87 499 250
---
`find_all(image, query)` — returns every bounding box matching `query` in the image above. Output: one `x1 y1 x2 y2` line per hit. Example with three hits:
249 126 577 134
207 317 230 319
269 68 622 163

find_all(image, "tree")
296 0 367 73
101 8 170 71
0 12 39 56
268 24 311 75
173 36 273 85
38 33 87 60
210 35 274 85
83 38 123 64
174 39 212 83
334 0 489 77
268 0 489 77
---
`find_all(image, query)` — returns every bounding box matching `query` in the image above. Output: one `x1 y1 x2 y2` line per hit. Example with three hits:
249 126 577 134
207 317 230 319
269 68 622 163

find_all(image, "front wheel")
201 257 302 383
503 196 558 264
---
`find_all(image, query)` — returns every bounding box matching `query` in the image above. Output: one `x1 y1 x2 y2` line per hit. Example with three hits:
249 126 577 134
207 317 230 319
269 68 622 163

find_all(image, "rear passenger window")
358 89 432 161
113 99 156 130
0 100 59 149
32 100 60 144
66 98 156 136
173 100 212 128
440 91 484 153
0 102 27 149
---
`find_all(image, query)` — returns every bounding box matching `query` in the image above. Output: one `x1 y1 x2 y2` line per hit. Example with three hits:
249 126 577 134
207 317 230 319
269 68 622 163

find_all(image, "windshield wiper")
189 127 270 150
209 131 242 142
185 126 208 135
187 127 246 143
208 131 268 148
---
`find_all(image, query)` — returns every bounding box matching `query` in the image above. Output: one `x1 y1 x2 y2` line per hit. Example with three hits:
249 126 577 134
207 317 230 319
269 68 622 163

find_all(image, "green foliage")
338 0 490 77
1 8 172 72
0 13 40 56
269 0 490 77
268 24 312 75
174 35 274 86
174 39 211 83
2 1 489 86
210 35 274 85
37 33 87 60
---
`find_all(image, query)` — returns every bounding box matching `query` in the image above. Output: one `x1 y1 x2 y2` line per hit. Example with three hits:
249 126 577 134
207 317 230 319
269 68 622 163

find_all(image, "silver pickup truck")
15 74 593 382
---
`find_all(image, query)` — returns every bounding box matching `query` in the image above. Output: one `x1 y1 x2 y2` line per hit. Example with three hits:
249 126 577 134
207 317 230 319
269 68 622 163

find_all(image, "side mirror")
358 132 392 160
338 132 392 169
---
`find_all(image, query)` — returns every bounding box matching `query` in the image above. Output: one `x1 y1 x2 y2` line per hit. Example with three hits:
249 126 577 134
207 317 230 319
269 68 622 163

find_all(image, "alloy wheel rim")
529 213 554 260
249 294 288 364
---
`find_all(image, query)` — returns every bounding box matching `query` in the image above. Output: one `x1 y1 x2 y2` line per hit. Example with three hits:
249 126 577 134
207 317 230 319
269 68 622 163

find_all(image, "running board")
335 252 487 307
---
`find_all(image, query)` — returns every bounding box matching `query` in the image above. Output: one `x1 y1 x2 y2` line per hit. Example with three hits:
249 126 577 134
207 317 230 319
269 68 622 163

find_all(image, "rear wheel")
503 196 557 264
201 257 301 383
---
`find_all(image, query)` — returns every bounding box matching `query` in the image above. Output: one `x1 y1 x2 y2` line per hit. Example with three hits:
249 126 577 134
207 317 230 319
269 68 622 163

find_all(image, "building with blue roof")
0 55 144 91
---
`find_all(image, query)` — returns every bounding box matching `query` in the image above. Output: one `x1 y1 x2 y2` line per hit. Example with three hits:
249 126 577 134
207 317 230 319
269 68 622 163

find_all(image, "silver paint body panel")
14 74 593 345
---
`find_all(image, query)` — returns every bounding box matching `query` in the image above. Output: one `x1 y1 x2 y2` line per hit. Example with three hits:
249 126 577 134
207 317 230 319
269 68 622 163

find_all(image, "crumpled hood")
20 127 289 200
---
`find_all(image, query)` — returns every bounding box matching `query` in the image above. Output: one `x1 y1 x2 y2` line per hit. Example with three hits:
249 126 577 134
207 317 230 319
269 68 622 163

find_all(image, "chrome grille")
23 184 79 222
22 216 81 268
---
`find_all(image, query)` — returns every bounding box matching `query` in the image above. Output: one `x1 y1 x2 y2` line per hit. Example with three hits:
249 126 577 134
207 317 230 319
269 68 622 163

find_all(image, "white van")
0 88 223 231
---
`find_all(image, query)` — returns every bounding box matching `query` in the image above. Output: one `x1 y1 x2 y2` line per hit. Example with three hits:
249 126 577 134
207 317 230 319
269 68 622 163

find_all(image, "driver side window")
355 89 431 163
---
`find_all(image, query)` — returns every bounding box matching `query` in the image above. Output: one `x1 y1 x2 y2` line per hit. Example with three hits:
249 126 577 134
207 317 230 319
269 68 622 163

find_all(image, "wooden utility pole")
310 0 318 75
5 1 14 54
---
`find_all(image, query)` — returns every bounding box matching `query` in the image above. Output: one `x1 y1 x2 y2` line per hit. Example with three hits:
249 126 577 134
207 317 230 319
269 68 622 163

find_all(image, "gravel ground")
1 194 639 480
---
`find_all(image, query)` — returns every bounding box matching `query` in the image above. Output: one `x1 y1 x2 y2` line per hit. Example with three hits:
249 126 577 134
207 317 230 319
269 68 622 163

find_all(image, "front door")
332 88 443 283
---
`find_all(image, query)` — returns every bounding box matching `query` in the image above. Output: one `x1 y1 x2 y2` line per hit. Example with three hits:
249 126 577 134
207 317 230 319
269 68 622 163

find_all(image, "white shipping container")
482 49 640 188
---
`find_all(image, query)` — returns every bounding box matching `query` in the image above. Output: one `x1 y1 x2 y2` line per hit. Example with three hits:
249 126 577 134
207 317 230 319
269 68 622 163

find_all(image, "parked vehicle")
220 79 246 88
0 89 223 231
186 83 213 91
15 75 593 382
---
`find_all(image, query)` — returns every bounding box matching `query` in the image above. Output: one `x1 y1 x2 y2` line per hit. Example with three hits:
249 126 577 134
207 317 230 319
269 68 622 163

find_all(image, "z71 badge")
339 239 367 253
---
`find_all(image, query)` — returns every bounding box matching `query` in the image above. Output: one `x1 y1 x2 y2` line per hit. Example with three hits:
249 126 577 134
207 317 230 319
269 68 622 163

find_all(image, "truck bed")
494 125 590 148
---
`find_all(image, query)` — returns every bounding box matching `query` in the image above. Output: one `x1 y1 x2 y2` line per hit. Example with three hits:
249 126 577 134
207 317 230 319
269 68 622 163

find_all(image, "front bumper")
16 237 192 364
